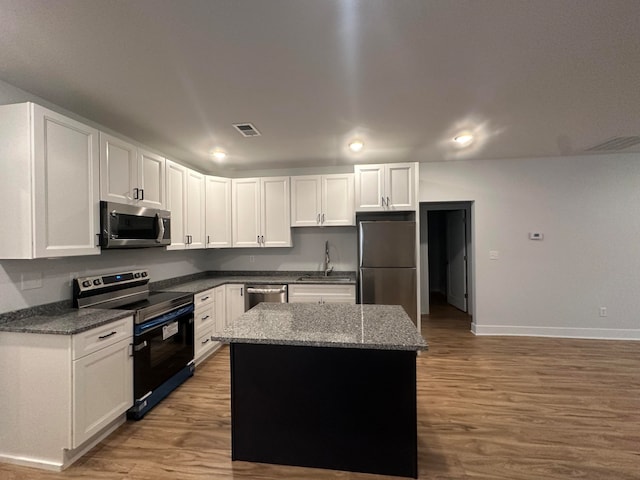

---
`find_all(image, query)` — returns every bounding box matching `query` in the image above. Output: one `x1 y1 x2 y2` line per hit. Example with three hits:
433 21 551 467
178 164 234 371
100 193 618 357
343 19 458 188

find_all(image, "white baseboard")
0 454 62 471
471 322 640 340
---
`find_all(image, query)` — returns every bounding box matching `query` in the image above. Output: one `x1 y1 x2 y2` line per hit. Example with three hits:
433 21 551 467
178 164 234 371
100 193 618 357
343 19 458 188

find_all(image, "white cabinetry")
0 316 133 470
71 318 134 448
288 284 356 304
232 177 291 247
205 176 232 248
0 102 100 259
99 133 165 209
291 173 354 227
193 285 228 364
354 163 418 211
166 160 205 250
226 284 246 324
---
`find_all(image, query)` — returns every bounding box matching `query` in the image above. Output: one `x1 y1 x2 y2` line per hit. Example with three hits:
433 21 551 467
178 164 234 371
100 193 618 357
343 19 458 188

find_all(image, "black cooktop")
117 291 192 311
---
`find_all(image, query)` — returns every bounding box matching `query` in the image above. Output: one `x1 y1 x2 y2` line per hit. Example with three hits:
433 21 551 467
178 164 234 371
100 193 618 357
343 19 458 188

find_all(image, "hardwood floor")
2 302 639 479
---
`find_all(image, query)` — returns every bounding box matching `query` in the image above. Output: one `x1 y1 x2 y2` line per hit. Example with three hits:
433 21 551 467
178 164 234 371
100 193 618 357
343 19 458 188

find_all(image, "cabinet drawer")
194 304 215 332
194 288 215 308
195 325 216 360
72 316 133 360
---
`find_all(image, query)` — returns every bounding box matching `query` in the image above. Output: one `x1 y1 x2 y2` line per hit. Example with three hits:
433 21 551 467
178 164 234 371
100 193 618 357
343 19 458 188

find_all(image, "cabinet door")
205 176 232 248
99 133 137 204
322 173 355 226
261 176 291 247
33 105 100 257
138 149 165 209
72 337 133 448
214 286 227 329
165 160 187 250
186 169 206 249
232 178 261 247
291 175 321 227
354 164 385 211
386 163 416 210
225 284 246 325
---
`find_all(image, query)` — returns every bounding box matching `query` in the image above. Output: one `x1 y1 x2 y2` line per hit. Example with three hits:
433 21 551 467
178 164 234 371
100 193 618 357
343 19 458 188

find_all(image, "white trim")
471 323 640 340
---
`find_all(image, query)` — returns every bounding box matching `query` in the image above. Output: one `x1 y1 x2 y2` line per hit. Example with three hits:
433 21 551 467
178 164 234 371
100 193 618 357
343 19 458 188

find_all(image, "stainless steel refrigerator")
358 220 417 325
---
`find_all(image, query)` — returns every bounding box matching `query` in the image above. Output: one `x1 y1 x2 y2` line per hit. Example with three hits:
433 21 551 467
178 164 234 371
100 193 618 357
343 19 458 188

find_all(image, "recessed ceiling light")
453 133 474 146
349 140 364 153
211 150 227 160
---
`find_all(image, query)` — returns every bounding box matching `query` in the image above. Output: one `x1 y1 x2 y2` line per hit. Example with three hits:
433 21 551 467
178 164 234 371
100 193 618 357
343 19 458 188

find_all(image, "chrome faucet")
324 240 334 276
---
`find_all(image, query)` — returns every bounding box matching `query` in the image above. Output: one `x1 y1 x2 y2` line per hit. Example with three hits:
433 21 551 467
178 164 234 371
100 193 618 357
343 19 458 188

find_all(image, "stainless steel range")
73 270 194 419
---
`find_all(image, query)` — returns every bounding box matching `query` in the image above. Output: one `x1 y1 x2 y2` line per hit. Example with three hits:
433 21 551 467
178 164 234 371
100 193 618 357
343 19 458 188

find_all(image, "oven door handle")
134 304 194 336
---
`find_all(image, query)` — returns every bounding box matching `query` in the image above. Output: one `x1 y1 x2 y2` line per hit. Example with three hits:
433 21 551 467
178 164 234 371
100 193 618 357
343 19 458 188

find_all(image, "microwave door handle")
156 214 165 243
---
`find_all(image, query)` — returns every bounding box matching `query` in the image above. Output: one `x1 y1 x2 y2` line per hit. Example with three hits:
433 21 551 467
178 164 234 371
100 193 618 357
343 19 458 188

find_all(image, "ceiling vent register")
585 136 640 152
233 123 261 137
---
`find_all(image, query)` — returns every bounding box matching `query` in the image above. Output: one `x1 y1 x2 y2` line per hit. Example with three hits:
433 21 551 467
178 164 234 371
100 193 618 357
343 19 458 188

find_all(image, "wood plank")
1 300 639 479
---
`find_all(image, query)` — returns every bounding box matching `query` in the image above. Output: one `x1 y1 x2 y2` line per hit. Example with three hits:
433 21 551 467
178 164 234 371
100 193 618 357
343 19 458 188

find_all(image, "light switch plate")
529 232 544 240
489 250 499 260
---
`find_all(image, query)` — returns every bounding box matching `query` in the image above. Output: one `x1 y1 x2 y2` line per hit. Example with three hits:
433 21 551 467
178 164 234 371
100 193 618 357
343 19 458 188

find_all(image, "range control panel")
74 270 149 293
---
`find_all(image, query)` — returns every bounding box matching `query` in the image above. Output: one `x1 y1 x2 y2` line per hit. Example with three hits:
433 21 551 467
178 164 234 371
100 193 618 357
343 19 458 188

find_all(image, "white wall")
206 227 357 272
0 249 208 314
420 153 640 339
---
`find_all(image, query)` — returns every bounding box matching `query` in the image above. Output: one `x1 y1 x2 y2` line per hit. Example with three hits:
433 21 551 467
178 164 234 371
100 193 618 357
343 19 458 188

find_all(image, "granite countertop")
213 303 428 351
0 308 132 335
165 272 356 294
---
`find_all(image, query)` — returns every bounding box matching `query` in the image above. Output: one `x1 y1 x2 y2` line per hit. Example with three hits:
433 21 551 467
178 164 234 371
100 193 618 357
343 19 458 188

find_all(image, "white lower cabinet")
226 284 246 324
0 316 133 470
288 284 356 304
194 285 228 365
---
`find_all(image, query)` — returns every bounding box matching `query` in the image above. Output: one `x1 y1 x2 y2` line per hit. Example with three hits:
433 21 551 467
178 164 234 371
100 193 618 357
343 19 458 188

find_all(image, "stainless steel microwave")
100 201 171 248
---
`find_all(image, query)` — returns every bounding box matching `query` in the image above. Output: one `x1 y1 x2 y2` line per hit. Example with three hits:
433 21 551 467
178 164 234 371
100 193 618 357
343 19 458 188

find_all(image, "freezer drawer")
359 267 417 325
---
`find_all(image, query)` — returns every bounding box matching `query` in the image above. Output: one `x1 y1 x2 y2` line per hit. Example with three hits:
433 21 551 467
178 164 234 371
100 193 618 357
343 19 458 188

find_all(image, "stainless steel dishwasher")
245 284 288 310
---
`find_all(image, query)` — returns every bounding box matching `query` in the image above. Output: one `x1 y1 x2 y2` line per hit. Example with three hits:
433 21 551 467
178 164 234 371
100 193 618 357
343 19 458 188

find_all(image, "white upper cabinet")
232 177 291 248
205 176 232 248
0 102 100 259
166 160 205 250
99 133 165 209
186 169 206 249
137 148 165 209
354 162 418 211
291 173 354 227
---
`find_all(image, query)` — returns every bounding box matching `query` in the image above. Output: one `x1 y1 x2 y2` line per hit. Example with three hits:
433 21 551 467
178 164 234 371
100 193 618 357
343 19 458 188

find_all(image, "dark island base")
230 343 418 478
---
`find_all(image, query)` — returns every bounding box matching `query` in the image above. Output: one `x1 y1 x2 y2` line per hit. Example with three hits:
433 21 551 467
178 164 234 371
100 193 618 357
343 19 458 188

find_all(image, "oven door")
133 304 194 399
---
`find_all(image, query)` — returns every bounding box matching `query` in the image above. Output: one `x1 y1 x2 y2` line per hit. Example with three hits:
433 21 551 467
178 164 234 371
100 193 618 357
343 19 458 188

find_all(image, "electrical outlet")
489 250 499 260
21 272 43 290
249 255 255 263
599 306 607 317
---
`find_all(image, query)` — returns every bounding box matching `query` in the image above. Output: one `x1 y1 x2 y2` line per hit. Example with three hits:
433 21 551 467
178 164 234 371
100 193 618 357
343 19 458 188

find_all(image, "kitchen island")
213 303 427 478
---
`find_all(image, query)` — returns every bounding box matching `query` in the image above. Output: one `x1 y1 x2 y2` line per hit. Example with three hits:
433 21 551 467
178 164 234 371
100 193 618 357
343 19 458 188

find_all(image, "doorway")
419 202 473 316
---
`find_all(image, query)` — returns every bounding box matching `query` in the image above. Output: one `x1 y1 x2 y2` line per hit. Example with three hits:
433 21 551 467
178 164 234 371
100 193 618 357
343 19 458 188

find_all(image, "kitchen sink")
296 276 352 283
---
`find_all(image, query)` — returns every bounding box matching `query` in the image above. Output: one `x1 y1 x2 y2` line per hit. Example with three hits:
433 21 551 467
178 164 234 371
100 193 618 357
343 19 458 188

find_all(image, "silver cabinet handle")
321 213 325 224
207 235 210 245
201 338 210 345
140 188 144 200
257 235 260 244
240 287 243 296
133 188 139 200
317 213 320 224
261 235 264 244
98 331 117 340
381 196 385 207
200 295 210 302
386 196 390 207
201 315 210 321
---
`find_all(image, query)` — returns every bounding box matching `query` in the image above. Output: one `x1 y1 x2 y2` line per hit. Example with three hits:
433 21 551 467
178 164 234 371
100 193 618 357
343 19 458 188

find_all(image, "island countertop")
213 303 427 351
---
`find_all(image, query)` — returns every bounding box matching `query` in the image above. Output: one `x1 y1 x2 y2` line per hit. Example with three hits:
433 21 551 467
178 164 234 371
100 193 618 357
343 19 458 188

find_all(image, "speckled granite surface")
165 271 356 294
213 303 427 351
0 308 132 335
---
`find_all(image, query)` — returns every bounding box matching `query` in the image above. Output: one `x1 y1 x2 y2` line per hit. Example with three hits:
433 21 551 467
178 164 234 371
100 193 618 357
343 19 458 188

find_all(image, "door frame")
419 201 474 316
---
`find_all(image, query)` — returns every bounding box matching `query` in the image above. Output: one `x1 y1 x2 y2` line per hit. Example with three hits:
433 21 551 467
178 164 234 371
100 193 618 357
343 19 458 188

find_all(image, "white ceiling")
1 0 639 173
